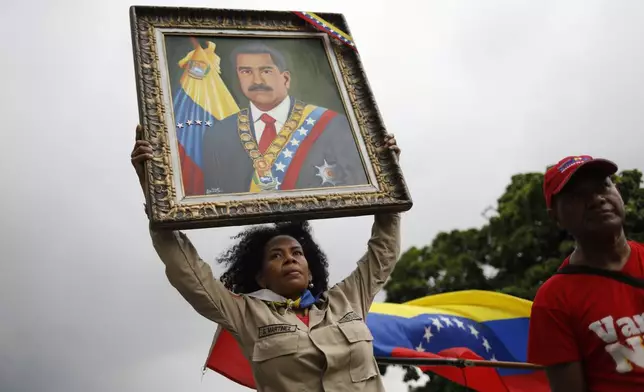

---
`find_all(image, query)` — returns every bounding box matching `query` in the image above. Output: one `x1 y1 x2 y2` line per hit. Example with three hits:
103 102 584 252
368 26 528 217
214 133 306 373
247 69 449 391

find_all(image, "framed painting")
130 6 412 229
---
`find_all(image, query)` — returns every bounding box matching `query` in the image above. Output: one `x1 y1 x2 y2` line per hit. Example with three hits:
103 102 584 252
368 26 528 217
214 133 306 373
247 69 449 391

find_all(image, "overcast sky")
2 0 644 391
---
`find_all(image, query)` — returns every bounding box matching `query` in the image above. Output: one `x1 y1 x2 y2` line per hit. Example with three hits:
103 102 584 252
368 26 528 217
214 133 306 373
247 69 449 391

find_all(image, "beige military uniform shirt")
149 213 401 392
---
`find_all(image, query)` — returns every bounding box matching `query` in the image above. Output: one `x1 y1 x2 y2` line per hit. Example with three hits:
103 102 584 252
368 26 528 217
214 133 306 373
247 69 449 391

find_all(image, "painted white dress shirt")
250 95 292 142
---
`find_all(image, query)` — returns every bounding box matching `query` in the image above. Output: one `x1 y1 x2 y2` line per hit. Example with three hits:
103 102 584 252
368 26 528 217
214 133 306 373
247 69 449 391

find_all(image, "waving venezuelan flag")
368 290 549 391
205 290 548 391
172 38 239 196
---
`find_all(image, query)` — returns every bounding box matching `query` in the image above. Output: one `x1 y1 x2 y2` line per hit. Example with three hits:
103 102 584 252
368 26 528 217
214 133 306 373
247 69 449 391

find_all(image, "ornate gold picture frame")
130 6 412 229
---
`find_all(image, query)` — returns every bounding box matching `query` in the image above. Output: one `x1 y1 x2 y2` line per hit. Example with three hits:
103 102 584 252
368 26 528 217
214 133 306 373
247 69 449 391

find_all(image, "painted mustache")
248 84 273 92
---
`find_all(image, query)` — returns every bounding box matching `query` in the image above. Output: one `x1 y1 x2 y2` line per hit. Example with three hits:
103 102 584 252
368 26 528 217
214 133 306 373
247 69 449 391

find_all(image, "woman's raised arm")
132 125 245 334
332 133 402 317
148 228 246 334
333 213 401 317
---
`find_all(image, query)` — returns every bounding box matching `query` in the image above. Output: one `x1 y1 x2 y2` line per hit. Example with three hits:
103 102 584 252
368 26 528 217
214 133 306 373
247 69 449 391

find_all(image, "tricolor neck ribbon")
247 289 321 309
293 11 357 51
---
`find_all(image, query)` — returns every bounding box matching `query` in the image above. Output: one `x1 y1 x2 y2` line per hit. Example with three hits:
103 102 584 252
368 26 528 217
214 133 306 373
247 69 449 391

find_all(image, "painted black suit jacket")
202 98 368 195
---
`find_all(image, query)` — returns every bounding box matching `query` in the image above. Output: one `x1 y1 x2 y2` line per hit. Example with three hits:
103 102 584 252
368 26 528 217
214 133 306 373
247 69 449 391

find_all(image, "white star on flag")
176 122 184 128
453 319 465 329
275 162 286 172
439 316 453 327
468 325 480 339
305 118 316 126
196 120 202 125
482 337 492 352
415 342 425 352
290 139 300 146
430 318 443 331
424 326 433 343
282 148 293 159
297 127 308 136
186 120 193 125
205 121 212 126
490 355 498 362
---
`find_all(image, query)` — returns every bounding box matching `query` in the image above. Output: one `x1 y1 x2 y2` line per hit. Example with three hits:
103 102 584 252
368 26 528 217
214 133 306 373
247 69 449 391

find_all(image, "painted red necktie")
258 113 277 154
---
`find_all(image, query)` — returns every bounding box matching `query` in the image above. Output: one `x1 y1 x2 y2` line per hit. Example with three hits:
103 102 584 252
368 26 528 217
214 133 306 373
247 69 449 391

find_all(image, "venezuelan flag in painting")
368 290 549 391
172 38 239 196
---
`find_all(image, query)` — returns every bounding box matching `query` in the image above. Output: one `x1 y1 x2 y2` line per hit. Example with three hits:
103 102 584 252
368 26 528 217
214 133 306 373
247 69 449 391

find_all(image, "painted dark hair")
230 42 289 72
217 221 329 296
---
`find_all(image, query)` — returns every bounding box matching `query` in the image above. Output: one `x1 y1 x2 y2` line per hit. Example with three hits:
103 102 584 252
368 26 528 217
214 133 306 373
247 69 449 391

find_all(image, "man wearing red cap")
527 155 644 391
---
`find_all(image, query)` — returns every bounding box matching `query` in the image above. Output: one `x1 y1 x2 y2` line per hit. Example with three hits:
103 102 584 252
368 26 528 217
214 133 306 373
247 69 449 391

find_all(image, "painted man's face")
235 53 290 111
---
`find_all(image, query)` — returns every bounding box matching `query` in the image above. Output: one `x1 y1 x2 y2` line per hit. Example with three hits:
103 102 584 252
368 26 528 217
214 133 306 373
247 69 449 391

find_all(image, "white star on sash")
282 148 293 159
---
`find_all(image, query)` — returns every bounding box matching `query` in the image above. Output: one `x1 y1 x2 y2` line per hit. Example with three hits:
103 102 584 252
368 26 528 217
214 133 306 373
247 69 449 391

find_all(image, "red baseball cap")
543 155 618 209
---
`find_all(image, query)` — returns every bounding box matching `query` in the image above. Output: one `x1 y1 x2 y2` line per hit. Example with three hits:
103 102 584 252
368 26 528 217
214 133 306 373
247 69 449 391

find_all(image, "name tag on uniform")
338 311 362 324
258 324 297 338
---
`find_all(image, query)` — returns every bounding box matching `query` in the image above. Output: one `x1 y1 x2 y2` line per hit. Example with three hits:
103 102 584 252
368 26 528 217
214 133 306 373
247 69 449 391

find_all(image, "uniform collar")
247 289 287 302
247 288 323 309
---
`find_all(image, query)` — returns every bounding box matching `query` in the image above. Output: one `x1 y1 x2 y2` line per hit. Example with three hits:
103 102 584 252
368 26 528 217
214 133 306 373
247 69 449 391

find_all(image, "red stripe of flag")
205 328 256 389
391 347 549 392
178 143 205 196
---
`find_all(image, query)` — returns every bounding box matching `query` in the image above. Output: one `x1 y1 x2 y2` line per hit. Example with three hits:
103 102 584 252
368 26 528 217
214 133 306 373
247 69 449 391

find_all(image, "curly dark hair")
217 221 329 297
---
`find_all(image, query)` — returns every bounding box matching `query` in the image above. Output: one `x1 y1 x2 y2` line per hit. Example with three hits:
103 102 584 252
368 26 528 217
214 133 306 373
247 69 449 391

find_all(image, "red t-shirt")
527 241 644 391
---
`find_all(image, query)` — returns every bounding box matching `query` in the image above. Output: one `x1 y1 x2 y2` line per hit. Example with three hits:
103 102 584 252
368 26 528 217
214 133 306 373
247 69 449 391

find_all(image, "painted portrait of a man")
165 36 370 197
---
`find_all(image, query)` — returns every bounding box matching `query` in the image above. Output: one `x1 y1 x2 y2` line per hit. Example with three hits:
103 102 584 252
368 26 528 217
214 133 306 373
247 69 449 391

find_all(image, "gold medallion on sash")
237 100 307 192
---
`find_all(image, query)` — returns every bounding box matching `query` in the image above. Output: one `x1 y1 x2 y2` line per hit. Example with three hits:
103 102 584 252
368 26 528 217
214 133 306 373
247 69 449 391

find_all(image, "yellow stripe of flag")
369 290 533 322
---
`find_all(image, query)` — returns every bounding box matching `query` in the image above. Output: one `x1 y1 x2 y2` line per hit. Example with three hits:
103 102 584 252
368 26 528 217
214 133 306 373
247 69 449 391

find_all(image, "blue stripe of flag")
366 312 535 377
172 88 216 168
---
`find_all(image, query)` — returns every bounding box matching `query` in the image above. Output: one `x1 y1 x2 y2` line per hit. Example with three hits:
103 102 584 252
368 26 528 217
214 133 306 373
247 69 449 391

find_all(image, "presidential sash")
236 100 328 193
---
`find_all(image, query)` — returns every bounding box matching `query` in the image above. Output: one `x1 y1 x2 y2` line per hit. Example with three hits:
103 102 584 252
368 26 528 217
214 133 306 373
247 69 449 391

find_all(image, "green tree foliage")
382 169 644 391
